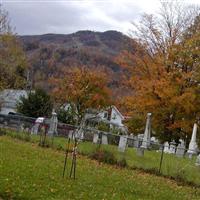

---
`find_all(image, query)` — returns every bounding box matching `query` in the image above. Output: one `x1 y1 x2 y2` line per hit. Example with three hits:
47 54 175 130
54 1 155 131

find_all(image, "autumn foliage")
50 67 112 122
117 3 200 142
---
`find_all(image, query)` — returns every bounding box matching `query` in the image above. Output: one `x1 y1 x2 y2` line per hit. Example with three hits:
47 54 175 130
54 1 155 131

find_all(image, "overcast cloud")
1 0 200 35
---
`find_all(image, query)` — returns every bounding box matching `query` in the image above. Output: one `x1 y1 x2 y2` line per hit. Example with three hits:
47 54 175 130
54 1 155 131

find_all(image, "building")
0 89 28 115
98 105 125 127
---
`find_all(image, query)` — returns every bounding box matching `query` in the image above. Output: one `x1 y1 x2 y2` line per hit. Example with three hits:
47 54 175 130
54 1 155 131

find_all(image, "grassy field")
2 129 200 186
1 136 200 200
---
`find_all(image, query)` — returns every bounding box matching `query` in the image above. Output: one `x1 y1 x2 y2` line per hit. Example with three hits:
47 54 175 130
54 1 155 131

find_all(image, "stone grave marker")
163 142 170 153
187 123 198 157
195 154 200 166
169 140 176 154
118 135 127 152
136 147 144 156
48 110 58 136
101 133 108 145
93 132 99 144
176 139 185 158
141 113 152 149
31 123 40 135
68 130 75 140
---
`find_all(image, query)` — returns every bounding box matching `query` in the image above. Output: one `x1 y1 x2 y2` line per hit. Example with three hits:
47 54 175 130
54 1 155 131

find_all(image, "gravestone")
93 132 99 144
187 123 198 156
127 134 134 147
133 136 139 148
68 130 75 140
169 140 176 154
141 113 152 149
118 135 127 152
195 154 200 166
164 142 170 153
47 110 58 136
136 147 144 156
101 133 108 145
31 117 44 135
134 134 143 148
31 123 40 135
19 123 25 132
176 139 185 158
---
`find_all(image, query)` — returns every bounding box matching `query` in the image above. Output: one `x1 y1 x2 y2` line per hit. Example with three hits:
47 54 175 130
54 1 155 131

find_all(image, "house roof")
0 89 28 103
111 105 124 120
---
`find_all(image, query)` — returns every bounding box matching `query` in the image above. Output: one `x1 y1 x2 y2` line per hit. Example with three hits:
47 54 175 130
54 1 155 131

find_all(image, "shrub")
89 149 117 165
117 158 127 168
17 88 53 118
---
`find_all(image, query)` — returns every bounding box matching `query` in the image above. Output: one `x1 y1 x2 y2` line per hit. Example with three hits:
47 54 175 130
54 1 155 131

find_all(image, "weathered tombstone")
31 117 44 135
195 154 200 166
47 110 58 136
118 135 127 152
68 130 75 140
20 123 25 132
169 140 176 154
127 134 134 147
187 123 198 157
76 129 84 140
133 136 139 148
31 123 40 135
136 147 144 156
141 113 152 149
93 132 99 144
163 141 170 153
25 127 30 133
101 133 108 145
176 139 185 158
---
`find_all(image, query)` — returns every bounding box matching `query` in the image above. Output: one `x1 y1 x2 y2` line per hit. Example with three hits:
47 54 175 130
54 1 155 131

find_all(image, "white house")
98 105 125 127
0 89 28 115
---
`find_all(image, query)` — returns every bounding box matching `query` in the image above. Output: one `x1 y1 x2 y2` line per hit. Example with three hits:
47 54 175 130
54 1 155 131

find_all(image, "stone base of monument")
136 147 144 156
195 154 200 166
186 149 197 159
186 152 197 159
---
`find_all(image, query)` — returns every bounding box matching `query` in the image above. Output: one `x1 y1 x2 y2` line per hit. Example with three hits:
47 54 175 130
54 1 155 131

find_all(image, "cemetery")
1 110 200 188
1 135 200 200
1 1 200 199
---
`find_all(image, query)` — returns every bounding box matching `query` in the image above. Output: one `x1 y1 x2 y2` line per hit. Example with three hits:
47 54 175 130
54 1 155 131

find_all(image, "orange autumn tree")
117 2 200 142
50 67 112 123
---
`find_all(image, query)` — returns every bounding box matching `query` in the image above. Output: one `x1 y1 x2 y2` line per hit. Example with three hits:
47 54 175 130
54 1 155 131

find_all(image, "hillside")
19 30 135 92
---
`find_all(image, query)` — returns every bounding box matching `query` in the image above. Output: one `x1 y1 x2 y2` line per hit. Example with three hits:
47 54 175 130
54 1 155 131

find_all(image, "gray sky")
1 0 200 35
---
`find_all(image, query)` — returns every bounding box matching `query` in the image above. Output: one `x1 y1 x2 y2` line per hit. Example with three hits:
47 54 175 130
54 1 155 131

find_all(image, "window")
104 112 108 119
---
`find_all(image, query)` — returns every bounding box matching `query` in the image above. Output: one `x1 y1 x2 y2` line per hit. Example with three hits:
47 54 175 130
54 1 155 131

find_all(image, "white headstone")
102 133 108 145
68 130 75 139
118 135 127 152
31 123 40 135
168 140 176 154
141 113 151 149
176 139 185 158
93 132 99 144
187 123 198 155
195 154 200 166
48 110 58 136
164 142 170 153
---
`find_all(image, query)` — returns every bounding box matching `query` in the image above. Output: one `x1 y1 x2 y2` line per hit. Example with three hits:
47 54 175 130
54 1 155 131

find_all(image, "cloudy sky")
1 0 200 35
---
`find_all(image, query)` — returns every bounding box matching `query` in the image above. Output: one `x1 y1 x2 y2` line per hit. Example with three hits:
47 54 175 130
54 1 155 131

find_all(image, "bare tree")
132 1 199 56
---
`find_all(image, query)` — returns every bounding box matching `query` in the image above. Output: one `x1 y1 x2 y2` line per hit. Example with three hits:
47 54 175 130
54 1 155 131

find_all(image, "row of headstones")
92 131 131 152
163 140 186 158
31 110 58 136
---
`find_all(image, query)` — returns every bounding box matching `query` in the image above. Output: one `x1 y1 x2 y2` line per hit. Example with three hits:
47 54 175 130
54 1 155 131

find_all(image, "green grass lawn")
2 129 200 186
1 136 200 200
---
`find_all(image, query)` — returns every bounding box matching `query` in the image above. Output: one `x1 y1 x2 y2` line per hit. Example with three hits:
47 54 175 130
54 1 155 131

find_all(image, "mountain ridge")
19 30 135 94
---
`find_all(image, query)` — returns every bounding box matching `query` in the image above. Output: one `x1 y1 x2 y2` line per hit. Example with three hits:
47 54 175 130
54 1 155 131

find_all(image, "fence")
0 113 200 186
